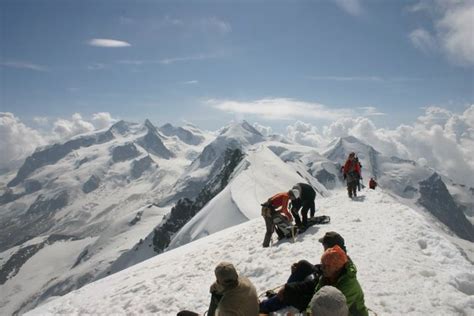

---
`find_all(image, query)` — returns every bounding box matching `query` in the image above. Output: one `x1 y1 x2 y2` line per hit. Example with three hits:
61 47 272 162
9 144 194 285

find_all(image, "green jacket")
313 261 368 316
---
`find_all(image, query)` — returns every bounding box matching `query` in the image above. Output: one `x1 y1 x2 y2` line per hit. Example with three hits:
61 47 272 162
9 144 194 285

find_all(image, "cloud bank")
0 112 118 168
285 105 474 186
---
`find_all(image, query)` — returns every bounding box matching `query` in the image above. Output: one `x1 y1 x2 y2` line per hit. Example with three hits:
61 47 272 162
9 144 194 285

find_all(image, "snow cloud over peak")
0 113 46 166
0 112 119 167
286 105 474 186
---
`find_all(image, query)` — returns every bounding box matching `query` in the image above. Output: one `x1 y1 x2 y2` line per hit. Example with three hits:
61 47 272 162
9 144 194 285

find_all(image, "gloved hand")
291 262 298 273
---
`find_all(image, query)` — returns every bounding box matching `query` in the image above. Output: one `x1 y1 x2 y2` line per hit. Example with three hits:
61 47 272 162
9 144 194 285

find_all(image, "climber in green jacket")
311 245 368 316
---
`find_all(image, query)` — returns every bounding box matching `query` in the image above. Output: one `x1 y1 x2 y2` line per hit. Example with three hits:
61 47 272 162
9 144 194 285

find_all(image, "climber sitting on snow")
177 262 259 316
261 191 294 248
259 231 348 313
310 245 368 316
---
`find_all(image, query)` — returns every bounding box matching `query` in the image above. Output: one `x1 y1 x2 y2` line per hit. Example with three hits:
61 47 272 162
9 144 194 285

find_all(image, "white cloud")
333 0 364 16
92 112 117 130
287 121 326 147
207 98 355 121
182 80 199 84
0 113 46 165
200 17 231 34
0 61 48 71
160 54 218 65
284 104 474 186
33 116 49 126
437 3 474 65
408 1 474 66
88 38 131 47
53 113 95 139
252 123 273 136
358 107 386 116
0 112 120 166
409 28 437 53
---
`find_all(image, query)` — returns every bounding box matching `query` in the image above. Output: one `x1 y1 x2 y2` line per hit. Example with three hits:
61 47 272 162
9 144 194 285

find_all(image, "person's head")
288 188 300 200
321 245 348 278
348 152 355 159
309 286 349 316
214 262 239 291
318 231 346 252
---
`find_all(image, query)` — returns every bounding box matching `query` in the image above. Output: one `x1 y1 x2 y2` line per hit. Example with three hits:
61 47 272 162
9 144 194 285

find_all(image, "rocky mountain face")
7 130 114 187
418 173 474 242
160 123 205 146
1 123 473 315
0 119 210 315
152 148 244 253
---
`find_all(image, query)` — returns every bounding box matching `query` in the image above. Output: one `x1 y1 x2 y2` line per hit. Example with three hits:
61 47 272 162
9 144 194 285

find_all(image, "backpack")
261 201 274 218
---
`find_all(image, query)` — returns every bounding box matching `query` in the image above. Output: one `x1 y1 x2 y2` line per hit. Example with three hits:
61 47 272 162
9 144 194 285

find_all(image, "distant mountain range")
1 120 473 315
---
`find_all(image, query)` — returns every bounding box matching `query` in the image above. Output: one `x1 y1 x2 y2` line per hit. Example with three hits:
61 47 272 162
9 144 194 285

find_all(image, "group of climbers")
178 232 368 316
261 182 319 247
177 152 376 315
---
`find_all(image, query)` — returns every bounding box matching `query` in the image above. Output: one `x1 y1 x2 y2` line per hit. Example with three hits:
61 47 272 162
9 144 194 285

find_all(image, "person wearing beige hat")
178 262 258 316
209 262 259 316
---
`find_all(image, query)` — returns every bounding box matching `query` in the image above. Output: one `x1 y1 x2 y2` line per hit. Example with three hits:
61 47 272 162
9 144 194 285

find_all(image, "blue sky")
1 0 473 131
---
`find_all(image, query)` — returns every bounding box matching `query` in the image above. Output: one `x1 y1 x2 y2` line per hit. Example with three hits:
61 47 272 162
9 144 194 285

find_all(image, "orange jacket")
268 192 293 221
343 159 361 176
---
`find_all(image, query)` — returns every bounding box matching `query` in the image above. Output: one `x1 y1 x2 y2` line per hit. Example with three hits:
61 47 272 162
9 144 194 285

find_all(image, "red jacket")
268 192 293 221
343 159 361 176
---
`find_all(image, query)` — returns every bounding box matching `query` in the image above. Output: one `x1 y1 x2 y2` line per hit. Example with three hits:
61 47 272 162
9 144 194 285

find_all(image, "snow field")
29 188 473 315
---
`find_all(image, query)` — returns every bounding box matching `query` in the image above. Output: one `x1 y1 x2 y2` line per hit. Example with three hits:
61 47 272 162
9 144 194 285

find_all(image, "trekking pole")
368 308 378 316
258 283 286 299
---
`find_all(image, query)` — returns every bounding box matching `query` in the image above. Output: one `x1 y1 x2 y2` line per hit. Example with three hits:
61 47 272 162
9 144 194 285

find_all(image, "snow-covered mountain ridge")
28 189 474 316
1 120 473 315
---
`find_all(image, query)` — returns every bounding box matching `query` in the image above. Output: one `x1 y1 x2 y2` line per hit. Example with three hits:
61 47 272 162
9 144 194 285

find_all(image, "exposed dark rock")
72 249 89 268
111 143 140 163
27 191 69 215
0 188 23 205
131 156 155 179
129 210 144 226
82 175 101 193
0 243 44 285
390 156 416 166
24 179 42 194
109 120 132 135
8 130 114 187
137 121 174 159
152 148 245 253
418 173 474 242
315 169 337 190
75 157 90 169
160 123 204 145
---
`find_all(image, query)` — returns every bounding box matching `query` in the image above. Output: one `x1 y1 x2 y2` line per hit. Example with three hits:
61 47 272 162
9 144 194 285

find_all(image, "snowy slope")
168 145 309 249
0 120 214 315
28 188 474 316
